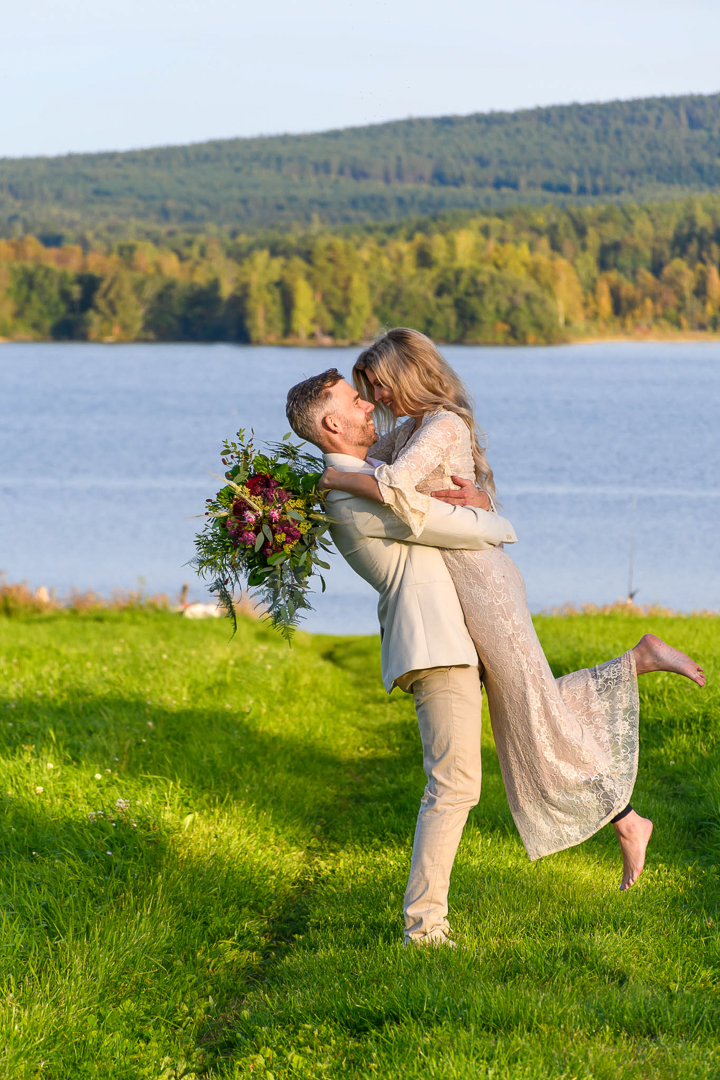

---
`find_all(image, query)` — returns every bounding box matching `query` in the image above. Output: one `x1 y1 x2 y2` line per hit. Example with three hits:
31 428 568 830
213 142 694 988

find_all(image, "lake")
1 340 718 634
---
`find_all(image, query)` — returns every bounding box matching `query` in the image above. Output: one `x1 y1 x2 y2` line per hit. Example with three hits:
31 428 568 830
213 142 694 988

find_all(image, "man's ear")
320 413 342 435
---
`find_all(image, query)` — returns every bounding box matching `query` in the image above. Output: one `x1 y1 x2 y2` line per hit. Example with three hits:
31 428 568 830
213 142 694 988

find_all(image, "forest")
2 94 720 235
1 196 720 346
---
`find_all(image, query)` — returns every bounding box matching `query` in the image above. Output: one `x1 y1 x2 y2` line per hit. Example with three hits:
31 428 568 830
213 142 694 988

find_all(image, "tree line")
2 196 720 346
2 94 720 234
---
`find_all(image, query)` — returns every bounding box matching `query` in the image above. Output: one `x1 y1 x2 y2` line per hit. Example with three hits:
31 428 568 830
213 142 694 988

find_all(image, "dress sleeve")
374 411 466 537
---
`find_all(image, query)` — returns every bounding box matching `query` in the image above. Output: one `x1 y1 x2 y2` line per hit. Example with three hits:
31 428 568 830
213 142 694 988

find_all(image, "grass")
0 607 717 1079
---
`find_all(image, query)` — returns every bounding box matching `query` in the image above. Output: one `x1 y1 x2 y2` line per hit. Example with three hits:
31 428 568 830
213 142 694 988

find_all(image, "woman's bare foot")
614 811 654 891
632 633 706 686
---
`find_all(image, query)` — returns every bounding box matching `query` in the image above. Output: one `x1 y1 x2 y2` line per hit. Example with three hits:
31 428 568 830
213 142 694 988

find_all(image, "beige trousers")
398 664 483 942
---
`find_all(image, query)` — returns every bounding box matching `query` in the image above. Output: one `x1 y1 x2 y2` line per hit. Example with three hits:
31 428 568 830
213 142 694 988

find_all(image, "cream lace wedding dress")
372 409 639 860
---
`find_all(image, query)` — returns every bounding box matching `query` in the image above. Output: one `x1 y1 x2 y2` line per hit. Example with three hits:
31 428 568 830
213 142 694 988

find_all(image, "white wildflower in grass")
116 798 130 812
35 786 44 794
94 773 102 780
147 721 153 727
46 762 54 769
105 768 111 773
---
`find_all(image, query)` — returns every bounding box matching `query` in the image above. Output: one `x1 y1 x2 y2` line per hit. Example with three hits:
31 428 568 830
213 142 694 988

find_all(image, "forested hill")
3 93 720 235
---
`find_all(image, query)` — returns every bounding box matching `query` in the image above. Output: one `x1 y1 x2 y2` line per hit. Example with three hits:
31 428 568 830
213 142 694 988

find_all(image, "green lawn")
0 609 717 1079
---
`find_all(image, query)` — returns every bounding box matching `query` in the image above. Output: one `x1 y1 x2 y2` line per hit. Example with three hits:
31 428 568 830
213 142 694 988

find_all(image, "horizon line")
2 87 718 166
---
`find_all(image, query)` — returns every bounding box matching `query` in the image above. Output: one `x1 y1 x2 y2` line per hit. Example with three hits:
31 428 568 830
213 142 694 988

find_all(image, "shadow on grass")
203 857 720 1067
2 660 716 869
2 676 718 1072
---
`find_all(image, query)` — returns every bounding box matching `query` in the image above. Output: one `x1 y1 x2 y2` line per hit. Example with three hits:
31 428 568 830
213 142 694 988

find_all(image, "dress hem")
523 649 640 861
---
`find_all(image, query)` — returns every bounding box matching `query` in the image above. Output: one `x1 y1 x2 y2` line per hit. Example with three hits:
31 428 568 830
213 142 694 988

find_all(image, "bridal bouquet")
191 430 332 640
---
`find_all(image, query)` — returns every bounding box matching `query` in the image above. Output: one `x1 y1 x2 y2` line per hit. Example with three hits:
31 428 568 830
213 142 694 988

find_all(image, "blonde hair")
353 328 496 496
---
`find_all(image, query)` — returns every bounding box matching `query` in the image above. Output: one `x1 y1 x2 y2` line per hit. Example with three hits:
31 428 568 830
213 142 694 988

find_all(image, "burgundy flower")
247 474 278 496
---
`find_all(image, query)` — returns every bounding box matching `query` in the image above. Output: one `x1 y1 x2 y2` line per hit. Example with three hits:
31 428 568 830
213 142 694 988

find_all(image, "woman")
321 328 706 890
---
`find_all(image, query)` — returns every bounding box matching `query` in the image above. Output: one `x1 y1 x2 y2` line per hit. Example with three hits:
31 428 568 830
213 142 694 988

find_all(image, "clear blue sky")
2 0 719 159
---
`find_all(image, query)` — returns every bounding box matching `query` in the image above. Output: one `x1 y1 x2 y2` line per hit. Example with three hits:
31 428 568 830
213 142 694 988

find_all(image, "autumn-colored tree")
87 270 143 341
0 265 15 336
281 259 316 340
239 249 283 343
1 194 720 344
595 275 614 322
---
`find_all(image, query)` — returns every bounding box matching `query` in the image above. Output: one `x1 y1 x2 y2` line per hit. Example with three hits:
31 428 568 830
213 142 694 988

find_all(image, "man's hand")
431 476 492 510
320 466 340 491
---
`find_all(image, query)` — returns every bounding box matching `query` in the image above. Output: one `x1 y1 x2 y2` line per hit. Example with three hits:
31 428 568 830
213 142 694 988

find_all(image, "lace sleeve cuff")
374 463 432 538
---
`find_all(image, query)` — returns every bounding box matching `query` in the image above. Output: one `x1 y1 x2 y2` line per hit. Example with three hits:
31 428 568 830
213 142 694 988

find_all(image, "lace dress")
373 410 639 861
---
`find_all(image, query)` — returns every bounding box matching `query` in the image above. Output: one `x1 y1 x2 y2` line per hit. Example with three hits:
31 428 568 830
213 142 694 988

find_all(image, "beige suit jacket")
323 452 517 691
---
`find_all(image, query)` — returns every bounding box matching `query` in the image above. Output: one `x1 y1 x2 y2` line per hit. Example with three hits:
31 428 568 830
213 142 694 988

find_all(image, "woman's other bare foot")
614 811 654 891
632 634 706 687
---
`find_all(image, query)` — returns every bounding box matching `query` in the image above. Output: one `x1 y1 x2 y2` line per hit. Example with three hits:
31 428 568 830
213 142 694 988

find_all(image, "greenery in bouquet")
192 430 332 640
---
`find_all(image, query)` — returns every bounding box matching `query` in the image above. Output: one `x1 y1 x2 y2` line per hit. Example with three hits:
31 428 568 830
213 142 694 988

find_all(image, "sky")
1 0 719 159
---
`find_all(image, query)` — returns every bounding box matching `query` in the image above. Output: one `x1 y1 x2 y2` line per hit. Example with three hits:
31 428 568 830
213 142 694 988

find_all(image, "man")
285 368 518 946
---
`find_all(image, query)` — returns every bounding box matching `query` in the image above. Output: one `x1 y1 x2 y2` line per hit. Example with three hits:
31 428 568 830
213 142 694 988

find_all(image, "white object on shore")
181 602 223 619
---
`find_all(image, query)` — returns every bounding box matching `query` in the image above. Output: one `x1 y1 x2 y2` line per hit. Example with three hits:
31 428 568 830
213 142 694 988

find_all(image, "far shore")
2 330 720 348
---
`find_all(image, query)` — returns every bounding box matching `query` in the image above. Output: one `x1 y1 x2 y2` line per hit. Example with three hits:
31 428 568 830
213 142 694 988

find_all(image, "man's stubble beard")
343 413 378 451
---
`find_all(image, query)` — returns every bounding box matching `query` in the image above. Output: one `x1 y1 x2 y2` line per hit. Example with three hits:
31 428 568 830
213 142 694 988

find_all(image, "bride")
321 327 706 891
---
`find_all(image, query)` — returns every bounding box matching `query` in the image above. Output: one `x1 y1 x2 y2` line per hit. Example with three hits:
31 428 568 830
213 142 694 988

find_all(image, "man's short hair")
285 368 344 446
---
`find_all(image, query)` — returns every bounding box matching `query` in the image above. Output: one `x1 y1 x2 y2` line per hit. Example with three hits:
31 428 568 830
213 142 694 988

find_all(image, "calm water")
1 341 718 633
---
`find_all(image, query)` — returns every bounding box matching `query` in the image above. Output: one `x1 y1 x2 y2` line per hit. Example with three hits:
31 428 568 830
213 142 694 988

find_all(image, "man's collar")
323 452 375 473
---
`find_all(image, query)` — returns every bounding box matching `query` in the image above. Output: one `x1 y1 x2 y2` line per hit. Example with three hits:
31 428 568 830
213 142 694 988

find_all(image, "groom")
286 368 517 945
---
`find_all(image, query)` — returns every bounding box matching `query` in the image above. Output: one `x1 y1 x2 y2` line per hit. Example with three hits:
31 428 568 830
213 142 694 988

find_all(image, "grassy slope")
0 610 717 1079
